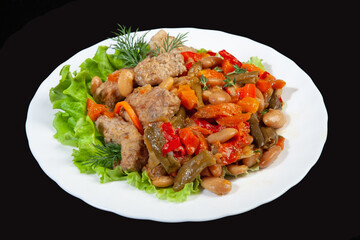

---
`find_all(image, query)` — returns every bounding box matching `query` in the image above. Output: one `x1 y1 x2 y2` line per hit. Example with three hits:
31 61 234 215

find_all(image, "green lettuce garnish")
49 45 200 202
246 56 266 71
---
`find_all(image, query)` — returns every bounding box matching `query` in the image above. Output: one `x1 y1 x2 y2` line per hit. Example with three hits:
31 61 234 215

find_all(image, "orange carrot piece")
178 85 198 110
272 79 286 89
237 97 259 113
276 136 285 150
197 69 226 80
86 98 109 121
114 101 144 135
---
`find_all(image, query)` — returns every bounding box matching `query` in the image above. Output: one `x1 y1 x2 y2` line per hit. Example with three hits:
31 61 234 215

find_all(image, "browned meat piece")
95 115 148 171
134 52 187 86
91 77 122 110
124 86 181 127
143 163 167 180
148 29 197 54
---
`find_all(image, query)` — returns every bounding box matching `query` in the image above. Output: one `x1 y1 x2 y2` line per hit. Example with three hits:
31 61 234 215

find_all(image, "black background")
2 0 357 239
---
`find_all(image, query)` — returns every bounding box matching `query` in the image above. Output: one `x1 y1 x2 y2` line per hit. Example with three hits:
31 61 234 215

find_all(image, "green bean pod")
228 71 259 85
268 91 282 109
173 150 216 192
249 113 265 148
171 106 186 129
144 123 181 174
187 61 202 77
260 127 278 149
190 77 205 108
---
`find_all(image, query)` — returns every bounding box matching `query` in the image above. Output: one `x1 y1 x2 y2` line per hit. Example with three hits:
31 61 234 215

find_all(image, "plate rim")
25 27 328 222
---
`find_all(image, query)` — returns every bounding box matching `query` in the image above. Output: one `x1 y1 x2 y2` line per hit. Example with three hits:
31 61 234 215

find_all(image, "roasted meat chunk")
124 86 181 127
134 52 186 86
90 77 122 110
95 115 148 171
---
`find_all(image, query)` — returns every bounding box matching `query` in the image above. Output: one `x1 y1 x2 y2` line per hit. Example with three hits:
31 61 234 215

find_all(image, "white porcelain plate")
26 28 328 222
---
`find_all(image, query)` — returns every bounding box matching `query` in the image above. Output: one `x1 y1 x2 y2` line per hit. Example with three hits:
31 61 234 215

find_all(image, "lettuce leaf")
127 171 201 202
246 56 266 71
49 45 200 202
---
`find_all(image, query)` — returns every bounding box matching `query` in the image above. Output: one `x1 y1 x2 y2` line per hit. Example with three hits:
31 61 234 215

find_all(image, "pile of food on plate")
50 26 287 201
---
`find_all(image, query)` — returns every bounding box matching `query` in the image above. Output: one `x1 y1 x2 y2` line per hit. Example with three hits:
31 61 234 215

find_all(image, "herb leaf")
83 143 122 169
111 25 150 67
227 64 247 75
223 76 236 88
200 75 209 90
213 66 223 72
153 32 188 56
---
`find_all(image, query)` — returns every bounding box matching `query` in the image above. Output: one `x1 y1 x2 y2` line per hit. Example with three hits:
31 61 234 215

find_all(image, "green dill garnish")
200 75 209 90
153 32 188 56
83 143 122 169
223 76 236 88
111 25 150 68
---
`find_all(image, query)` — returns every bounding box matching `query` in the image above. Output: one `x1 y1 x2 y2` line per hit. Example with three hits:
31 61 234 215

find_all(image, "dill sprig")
83 143 122 169
111 25 150 67
153 32 188 56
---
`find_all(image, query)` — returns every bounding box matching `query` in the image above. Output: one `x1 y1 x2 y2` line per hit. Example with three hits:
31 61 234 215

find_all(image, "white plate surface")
26 28 328 222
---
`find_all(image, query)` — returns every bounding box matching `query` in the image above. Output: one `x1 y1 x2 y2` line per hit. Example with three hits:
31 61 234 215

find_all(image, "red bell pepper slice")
181 51 202 62
218 130 251 165
194 118 225 133
161 122 186 157
218 49 242 68
179 128 200 155
237 83 256 100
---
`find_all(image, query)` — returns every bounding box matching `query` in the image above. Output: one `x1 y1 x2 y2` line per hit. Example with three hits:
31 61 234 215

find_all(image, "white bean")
207 128 238 144
159 77 174 90
208 90 231 105
151 176 174 188
201 177 232 195
90 76 102 95
262 109 286 129
117 69 134 97
259 145 282 169
227 164 248 175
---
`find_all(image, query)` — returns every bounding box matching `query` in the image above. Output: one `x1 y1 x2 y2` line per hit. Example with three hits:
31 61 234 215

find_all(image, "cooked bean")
201 177 232 195
202 90 212 102
209 90 231 105
209 164 223 177
262 109 286 129
207 128 238 144
152 176 174 188
117 69 134 97
159 77 174 90
90 76 102 95
227 164 248 175
242 154 259 167
207 77 225 87
200 56 223 69
255 87 265 112
259 145 282 169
